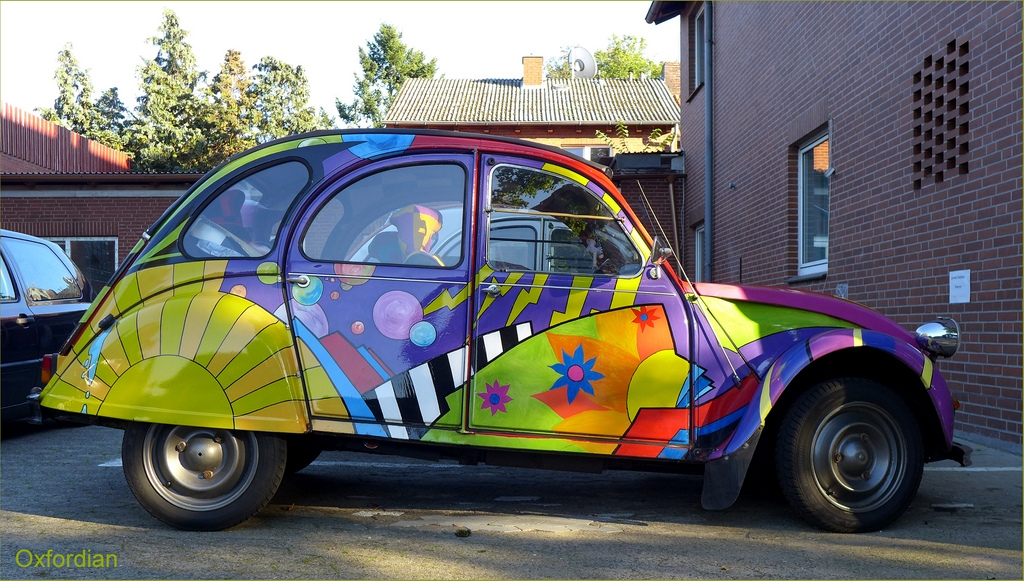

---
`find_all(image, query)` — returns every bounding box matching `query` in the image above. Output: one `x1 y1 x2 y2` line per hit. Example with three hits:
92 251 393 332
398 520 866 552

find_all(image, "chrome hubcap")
142 425 258 511
811 402 906 512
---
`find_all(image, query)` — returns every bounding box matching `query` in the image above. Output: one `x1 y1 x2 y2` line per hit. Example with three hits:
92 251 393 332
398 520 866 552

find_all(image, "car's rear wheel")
775 378 923 533
122 423 286 531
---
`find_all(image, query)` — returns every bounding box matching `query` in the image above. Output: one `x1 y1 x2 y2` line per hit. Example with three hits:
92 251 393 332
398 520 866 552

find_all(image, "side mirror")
651 236 673 265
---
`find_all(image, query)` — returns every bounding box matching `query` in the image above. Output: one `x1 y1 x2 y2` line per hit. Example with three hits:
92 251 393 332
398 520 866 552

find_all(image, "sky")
0 1 680 124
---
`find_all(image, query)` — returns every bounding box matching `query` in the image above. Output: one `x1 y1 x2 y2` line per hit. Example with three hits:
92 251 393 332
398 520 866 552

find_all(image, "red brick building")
647 1 1022 449
1 103 200 290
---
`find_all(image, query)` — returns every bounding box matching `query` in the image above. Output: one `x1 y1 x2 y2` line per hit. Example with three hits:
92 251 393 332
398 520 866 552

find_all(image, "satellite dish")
568 46 597 79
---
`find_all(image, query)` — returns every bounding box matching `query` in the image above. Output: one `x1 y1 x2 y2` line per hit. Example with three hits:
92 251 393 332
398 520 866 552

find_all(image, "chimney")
522 56 544 87
661 61 682 104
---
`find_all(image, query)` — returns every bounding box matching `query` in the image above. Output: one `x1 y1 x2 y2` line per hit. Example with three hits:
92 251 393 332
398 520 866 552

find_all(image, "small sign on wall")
949 269 970 304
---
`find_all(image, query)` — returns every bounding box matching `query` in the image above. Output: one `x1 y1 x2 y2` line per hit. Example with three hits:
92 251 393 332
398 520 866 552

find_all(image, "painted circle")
489 394 501 405
567 365 586 383
256 262 279 285
292 276 323 306
409 320 437 347
372 290 423 340
351 321 365 334
229 284 247 297
331 291 340 300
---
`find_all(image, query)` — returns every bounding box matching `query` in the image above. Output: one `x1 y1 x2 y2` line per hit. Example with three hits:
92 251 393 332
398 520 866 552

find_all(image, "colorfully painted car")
33 129 970 532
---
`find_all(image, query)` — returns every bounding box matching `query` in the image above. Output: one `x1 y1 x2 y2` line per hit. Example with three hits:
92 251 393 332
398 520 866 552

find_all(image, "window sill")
685 83 704 103
786 272 827 284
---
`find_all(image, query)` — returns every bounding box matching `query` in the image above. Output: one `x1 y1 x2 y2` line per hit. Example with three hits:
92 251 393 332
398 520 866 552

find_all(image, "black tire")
122 423 287 531
775 378 923 533
284 441 322 475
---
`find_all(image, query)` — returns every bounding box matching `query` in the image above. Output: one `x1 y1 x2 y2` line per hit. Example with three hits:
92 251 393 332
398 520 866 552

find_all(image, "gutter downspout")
703 0 714 281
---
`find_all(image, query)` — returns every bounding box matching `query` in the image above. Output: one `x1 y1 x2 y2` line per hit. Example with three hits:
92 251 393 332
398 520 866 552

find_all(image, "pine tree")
206 49 257 165
337 24 437 128
126 8 211 172
250 56 333 143
39 44 95 134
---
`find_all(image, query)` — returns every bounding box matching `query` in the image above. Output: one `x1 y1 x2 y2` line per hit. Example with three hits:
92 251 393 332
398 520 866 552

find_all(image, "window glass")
3 238 81 301
798 135 830 274
488 165 642 276
693 6 706 88
185 161 310 258
47 237 117 292
302 164 466 268
0 255 15 301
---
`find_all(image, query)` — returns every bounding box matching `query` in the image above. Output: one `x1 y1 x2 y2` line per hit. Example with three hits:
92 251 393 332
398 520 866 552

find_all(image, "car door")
466 155 701 458
285 156 474 439
0 236 88 421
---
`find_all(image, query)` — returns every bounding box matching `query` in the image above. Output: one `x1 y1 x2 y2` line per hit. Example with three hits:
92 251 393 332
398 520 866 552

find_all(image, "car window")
184 161 310 259
2 238 82 302
302 164 466 268
488 164 642 276
0 254 16 301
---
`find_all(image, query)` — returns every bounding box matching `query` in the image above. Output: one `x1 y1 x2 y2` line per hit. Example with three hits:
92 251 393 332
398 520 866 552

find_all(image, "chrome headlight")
915 317 961 358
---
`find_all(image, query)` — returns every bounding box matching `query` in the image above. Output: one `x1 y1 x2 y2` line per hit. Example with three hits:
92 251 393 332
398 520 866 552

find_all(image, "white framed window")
692 6 706 89
797 134 830 276
562 146 612 163
46 236 119 291
694 224 705 282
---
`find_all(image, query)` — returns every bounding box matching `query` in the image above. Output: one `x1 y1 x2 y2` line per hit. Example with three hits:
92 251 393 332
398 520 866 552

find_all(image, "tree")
89 87 129 150
126 8 212 172
39 44 129 150
594 35 663 79
43 9 337 171
206 49 258 165
595 121 676 153
545 35 664 80
337 24 437 128
249 56 333 143
39 44 95 133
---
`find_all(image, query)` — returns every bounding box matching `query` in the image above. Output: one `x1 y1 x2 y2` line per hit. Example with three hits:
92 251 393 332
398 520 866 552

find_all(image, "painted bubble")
409 320 437 347
331 291 340 300
372 290 423 340
335 263 374 288
257 262 279 285
275 300 330 337
229 284 247 297
351 321 365 335
292 276 323 306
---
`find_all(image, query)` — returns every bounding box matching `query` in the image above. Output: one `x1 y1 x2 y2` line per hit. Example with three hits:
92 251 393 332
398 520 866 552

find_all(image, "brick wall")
675 2 1022 448
1 194 179 262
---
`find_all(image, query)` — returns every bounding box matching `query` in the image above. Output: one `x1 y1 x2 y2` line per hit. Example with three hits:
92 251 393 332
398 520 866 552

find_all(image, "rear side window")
488 165 642 276
184 161 310 258
2 238 82 302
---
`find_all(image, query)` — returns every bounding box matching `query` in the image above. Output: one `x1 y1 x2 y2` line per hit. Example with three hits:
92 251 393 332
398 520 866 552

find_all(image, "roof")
1 102 131 174
384 78 680 126
646 1 688 25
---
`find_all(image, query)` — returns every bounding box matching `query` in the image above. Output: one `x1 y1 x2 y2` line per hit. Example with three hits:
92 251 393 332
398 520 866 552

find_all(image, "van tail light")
41 353 58 385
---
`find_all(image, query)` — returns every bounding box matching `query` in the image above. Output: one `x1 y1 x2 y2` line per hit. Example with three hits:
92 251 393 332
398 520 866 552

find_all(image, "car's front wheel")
122 423 286 531
775 378 923 533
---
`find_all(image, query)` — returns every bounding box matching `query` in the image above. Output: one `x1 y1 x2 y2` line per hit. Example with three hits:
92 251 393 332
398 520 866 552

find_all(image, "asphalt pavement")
0 423 1020 579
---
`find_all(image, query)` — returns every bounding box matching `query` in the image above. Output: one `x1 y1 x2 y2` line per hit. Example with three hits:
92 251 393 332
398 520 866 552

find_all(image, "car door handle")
16 314 34 327
484 284 501 297
286 274 310 287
